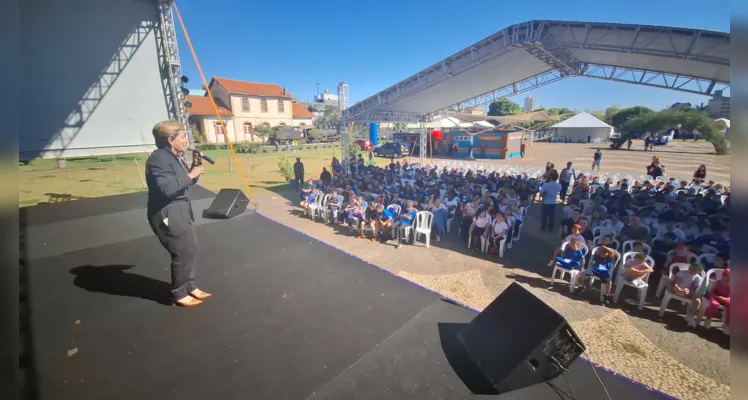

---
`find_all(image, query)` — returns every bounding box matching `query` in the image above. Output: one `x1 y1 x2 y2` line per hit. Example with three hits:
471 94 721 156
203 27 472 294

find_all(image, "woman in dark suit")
145 120 210 307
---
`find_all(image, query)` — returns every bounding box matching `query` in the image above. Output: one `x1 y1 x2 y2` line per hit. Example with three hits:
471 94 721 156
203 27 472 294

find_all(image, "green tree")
603 106 620 124
609 106 654 128
253 124 273 143
487 98 521 116
615 109 727 154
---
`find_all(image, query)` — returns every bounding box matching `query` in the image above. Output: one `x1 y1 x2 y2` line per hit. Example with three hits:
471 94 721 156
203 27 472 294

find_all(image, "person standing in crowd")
647 156 665 179
539 171 562 232
693 164 707 183
591 148 603 173
520 140 526 158
294 157 305 192
644 136 650 151
627 138 633 150
145 120 210 307
558 162 575 203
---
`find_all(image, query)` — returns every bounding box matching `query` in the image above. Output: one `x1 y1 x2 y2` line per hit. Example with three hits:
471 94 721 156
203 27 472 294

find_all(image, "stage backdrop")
20 0 171 160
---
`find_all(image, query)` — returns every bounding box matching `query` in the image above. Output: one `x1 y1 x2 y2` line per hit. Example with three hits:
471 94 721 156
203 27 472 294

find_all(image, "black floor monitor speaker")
203 189 249 219
457 282 585 394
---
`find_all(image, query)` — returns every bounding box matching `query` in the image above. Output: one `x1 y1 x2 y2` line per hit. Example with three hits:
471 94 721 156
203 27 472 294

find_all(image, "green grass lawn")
18 147 379 207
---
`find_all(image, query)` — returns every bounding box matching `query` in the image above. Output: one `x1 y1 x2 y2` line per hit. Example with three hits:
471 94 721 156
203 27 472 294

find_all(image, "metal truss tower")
337 82 348 111
158 0 193 143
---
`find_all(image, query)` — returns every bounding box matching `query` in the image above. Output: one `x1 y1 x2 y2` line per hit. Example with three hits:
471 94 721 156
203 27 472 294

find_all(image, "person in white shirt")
655 221 686 242
469 210 492 251
490 213 508 250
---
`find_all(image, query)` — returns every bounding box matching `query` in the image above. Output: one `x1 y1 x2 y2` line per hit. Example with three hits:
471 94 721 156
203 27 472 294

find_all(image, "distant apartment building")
707 90 730 119
523 95 536 112
314 89 339 105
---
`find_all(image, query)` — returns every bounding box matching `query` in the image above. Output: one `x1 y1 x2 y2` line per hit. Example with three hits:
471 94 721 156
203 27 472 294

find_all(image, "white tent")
551 112 614 142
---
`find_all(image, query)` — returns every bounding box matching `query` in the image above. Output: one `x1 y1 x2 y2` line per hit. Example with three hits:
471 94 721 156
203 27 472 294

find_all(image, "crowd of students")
297 157 541 253
540 160 730 334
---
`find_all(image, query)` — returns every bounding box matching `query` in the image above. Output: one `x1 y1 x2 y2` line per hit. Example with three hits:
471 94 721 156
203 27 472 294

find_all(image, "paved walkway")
246 140 731 400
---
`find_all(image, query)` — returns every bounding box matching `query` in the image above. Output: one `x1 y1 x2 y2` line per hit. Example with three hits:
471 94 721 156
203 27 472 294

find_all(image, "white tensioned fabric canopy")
551 112 614 141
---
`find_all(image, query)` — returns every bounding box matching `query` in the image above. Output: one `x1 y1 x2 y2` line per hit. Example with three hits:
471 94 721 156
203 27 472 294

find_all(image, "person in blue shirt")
539 172 562 231
393 202 418 249
554 239 585 270
376 204 396 242
579 246 617 296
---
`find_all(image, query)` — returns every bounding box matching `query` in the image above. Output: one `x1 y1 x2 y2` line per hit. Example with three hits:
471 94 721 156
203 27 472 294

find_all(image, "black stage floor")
23 188 670 400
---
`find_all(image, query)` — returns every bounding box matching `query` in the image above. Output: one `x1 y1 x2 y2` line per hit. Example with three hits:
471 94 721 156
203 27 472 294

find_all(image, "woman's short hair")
152 120 184 148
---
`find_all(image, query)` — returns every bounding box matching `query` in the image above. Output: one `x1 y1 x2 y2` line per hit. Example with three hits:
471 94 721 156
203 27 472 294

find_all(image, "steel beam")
581 63 729 95
435 69 566 116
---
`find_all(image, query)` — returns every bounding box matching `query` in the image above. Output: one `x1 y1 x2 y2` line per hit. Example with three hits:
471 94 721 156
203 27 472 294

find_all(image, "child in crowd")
704 253 729 272
393 202 417 249
622 253 653 288
651 232 677 271
300 187 319 212
552 239 586 270
697 269 730 334
665 262 705 325
547 226 586 267
579 246 618 295
327 190 344 223
665 243 692 271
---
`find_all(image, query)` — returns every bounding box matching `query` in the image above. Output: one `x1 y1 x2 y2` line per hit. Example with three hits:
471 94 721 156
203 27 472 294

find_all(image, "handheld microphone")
190 148 215 165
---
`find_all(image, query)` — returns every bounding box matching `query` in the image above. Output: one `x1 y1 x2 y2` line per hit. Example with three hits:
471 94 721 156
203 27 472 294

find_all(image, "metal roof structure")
343 20 730 123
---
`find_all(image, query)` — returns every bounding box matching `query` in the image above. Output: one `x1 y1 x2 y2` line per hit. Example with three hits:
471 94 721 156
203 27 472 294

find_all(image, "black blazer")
145 148 198 233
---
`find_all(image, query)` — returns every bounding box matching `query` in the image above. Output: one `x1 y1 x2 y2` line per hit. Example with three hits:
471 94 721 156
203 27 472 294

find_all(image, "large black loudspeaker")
457 282 585 394
203 189 249 219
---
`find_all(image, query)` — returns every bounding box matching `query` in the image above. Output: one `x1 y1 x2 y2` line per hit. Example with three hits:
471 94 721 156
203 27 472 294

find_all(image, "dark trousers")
541 203 556 231
559 181 570 201
295 174 304 191
150 216 199 301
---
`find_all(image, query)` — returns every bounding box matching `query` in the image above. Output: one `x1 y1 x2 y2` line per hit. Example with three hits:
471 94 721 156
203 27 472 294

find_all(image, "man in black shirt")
560 208 582 238
591 149 602 173
293 158 304 192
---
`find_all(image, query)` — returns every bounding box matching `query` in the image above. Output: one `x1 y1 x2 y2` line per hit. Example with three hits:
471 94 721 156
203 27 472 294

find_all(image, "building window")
278 100 284 113
241 97 250 111
261 98 268 112
279 122 287 126
215 123 225 136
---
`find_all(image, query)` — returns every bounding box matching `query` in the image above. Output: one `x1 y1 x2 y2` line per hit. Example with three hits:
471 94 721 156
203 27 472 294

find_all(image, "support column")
419 117 427 164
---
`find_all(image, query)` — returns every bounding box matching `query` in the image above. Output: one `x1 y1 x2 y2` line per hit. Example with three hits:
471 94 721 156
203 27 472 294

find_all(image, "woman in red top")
699 269 730 332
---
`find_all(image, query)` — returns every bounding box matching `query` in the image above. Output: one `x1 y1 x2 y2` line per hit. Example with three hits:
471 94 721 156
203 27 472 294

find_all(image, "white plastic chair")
621 240 652 255
486 219 508 257
513 208 528 242
550 241 589 293
657 263 706 317
413 211 434 248
584 247 622 302
386 204 401 217
613 252 655 310
308 192 326 220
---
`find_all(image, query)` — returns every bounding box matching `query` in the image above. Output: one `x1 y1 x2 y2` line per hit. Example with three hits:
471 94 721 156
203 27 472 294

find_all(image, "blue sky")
175 0 729 112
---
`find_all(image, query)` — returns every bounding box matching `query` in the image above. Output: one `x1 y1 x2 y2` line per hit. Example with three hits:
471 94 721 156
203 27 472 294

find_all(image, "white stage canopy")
551 112 614 141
